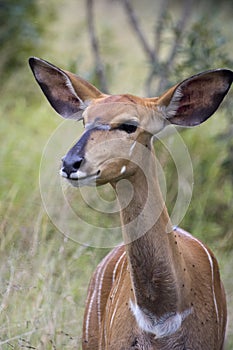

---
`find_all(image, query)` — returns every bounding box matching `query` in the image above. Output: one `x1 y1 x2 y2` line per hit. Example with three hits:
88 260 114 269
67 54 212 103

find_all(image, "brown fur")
29 58 233 349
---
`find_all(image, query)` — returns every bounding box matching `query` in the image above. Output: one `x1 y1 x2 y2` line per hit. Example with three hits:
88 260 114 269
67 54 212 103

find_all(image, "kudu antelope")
29 57 233 350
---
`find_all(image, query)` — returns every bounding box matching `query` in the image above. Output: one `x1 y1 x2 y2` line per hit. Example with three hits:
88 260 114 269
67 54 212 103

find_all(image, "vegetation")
0 0 232 348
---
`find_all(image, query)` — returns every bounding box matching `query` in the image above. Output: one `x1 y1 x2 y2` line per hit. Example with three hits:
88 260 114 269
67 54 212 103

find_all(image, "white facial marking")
70 172 79 179
129 141 136 156
130 300 192 338
68 174 98 188
70 170 87 179
120 166 126 175
60 169 88 180
60 168 68 178
85 122 111 131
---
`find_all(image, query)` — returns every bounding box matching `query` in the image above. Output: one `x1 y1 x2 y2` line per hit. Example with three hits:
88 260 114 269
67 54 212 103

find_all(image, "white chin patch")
59 168 87 180
69 174 98 187
70 170 87 179
59 168 98 187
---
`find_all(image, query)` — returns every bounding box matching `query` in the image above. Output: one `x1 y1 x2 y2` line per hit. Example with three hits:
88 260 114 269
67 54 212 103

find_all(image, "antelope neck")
113 150 182 318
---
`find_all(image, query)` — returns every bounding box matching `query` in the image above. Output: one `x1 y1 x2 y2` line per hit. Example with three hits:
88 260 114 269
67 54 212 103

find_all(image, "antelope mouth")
59 168 100 187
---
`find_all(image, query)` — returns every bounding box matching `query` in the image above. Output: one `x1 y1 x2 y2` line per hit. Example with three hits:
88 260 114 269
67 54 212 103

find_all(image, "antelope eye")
117 123 138 134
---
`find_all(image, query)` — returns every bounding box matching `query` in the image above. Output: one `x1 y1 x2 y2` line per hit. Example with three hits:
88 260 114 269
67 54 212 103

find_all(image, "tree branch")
154 0 170 55
156 0 193 94
86 0 109 93
121 0 157 64
167 0 193 71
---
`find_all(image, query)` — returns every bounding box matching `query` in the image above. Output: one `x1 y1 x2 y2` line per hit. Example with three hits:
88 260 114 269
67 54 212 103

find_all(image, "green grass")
0 90 112 348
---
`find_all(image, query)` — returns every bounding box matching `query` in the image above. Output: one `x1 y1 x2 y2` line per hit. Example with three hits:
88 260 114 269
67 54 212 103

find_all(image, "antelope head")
29 57 233 188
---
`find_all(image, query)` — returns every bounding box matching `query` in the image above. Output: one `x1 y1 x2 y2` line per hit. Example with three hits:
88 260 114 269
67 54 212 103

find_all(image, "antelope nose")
61 155 84 178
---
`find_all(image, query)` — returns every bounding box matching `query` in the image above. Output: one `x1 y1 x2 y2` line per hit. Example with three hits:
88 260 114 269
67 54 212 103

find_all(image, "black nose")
62 155 84 177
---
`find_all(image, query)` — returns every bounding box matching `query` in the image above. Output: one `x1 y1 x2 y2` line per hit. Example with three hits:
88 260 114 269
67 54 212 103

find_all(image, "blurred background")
0 0 233 348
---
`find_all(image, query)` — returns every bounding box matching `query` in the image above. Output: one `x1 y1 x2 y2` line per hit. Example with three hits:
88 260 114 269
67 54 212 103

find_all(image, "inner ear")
157 69 233 127
29 57 104 119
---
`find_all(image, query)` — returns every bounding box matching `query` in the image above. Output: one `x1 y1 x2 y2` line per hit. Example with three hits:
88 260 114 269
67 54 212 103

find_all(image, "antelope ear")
28 57 104 119
157 69 233 127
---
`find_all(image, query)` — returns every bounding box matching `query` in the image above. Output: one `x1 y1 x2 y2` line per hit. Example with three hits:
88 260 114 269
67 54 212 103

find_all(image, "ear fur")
157 69 233 127
29 57 104 119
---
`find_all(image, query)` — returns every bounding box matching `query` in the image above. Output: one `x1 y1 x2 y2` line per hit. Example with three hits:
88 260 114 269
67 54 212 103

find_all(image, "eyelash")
117 123 138 134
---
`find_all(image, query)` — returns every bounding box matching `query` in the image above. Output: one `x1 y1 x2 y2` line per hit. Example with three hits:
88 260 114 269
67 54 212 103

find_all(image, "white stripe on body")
84 287 97 343
103 254 127 346
112 251 126 283
84 247 123 342
110 256 126 327
103 250 126 346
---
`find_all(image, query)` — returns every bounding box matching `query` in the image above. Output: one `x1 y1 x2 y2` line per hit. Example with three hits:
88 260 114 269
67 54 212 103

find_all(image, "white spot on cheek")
120 166 126 175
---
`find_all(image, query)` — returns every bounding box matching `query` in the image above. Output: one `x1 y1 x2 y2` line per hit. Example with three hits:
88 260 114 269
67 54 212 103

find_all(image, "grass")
0 1 233 348
0 94 111 349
